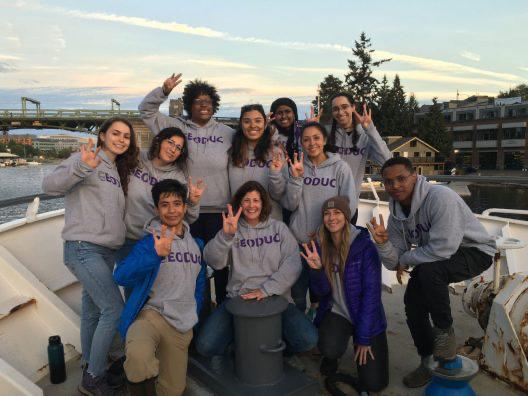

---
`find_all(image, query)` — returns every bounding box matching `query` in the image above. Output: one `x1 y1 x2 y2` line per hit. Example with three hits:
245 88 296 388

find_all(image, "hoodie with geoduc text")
203 217 301 302
376 176 496 269
139 87 235 212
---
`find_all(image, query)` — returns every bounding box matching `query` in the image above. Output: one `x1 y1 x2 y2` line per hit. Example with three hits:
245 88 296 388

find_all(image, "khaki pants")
124 309 193 396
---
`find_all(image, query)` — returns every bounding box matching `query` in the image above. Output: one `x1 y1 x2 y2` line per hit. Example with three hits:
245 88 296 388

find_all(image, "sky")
1 0 527 126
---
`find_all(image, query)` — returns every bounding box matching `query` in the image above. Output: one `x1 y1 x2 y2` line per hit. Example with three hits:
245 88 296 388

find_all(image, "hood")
304 152 341 170
143 216 190 237
97 149 115 169
390 175 431 220
336 123 364 136
238 216 273 230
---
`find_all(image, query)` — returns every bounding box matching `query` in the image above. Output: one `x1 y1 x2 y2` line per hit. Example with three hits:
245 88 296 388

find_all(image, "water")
2 166 528 224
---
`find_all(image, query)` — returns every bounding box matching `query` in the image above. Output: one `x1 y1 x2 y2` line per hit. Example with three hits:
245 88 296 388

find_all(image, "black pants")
190 213 228 305
404 247 492 357
318 312 389 393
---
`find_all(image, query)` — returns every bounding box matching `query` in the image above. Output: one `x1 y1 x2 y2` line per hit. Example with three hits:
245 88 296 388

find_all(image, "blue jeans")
64 241 124 377
195 300 318 357
115 238 138 301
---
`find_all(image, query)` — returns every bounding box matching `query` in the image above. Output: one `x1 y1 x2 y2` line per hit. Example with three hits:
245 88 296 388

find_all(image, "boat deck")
37 284 524 395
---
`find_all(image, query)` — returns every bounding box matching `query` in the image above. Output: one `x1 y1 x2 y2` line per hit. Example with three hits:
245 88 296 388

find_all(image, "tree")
498 83 528 101
312 74 344 122
344 32 391 104
416 97 451 158
374 75 391 134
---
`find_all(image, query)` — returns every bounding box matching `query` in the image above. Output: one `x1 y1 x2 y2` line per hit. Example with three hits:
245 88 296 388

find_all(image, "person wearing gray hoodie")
327 93 391 212
271 121 357 313
195 181 318 357
367 157 495 388
116 128 204 290
42 117 139 395
139 73 235 304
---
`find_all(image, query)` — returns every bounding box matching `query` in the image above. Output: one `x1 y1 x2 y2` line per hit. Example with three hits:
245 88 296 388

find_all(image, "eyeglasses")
164 139 183 152
383 174 412 188
193 98 213 106
331 104 352 113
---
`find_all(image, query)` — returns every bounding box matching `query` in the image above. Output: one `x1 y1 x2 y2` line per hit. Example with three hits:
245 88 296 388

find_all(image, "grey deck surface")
37 284 524 395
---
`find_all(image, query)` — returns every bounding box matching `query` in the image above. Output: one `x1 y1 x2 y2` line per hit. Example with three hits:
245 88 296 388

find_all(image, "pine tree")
406 94 419 136
311 74 344 122
498 83 528 100
344 32 391 104
374 75 391 134
417 97 451 158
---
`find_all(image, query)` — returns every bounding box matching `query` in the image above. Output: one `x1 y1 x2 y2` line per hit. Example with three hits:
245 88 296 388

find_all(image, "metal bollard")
226 295 289 386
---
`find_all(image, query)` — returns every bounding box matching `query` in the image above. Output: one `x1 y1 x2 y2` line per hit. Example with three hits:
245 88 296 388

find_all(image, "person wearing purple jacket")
303 196 388 395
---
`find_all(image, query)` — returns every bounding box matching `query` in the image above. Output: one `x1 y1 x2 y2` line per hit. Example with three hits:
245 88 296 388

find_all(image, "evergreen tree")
417 97 451 158
344 32 390 104
374 75 391 134
311 74 344 122
498 83 528 100
406 93 419 136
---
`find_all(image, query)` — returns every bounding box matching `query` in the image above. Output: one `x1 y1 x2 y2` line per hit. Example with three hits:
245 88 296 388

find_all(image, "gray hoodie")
203 218 301 302
139 87 235 212
42 151 126 249
143 218 202 332
376 176 496 269
332 123 391 195
278 152 357 243
125 150 199 240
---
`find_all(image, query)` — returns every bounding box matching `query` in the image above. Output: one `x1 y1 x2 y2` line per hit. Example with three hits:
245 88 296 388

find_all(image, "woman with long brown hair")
43 117 139 395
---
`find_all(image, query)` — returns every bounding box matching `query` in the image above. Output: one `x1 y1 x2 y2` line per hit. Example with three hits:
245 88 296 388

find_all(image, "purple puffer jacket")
310 227 387 346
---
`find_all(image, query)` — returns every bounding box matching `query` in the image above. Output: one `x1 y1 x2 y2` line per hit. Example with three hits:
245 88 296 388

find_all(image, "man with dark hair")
115 179 206 396
139 73 235 304
367 157 495 389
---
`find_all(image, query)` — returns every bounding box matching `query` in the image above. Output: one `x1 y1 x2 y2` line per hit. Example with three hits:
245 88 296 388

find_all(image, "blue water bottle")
47 335 66 384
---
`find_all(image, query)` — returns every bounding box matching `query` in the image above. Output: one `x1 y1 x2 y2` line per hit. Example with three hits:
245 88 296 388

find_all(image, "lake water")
2 165 528 224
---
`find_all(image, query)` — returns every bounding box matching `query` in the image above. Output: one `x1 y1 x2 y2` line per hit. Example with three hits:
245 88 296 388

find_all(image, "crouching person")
368 157 495 388
195 181 318 357
304 197 389 395
114 179 206 396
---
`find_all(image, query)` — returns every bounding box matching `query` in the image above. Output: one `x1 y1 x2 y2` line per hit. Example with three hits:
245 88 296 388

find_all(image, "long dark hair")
270 98 299 159
97 117 139 195
231 181 272 222
328 92 358 153
231 104 273 167
147 127 189 174
301 121 333 155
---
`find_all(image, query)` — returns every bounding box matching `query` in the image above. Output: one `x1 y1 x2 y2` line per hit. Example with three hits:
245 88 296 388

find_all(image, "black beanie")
270 97 298 121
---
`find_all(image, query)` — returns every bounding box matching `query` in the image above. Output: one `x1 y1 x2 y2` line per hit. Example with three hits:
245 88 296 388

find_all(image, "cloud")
276 66 346 75
49 25 66 53
0 62 17 72
460 51 481 62
185 59 256 70
519 67 528 72
0 54 21 61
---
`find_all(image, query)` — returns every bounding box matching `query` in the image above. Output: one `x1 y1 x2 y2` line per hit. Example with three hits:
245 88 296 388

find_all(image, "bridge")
0 98 239 148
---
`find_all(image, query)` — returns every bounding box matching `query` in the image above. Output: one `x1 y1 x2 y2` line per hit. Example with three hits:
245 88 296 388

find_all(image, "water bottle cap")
49 335 62 344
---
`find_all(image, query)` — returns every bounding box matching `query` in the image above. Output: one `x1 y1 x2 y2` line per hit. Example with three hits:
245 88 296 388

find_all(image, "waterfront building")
0 134 34 146
415 96 528 170
0 152 25 165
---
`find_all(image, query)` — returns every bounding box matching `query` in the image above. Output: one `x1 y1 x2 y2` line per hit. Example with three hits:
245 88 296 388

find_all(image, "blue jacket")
114 234 206 337
310 227 387 346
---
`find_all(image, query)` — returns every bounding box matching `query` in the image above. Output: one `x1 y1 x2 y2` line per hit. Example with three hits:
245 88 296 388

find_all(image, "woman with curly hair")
139 73 235 303
42 117 139 395
229 104 286 219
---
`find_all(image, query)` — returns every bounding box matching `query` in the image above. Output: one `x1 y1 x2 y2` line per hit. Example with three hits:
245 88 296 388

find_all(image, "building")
0 134 34 146
0 152 25 166
415 96 528 170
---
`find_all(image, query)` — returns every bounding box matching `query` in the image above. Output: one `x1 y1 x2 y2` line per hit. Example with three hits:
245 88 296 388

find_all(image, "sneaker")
106 357 125 389
403 360 432 388
433 326 457 362
78 368 116 396
320 357 338 377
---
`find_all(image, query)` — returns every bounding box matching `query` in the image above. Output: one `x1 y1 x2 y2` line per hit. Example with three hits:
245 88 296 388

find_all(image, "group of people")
43 73 496 396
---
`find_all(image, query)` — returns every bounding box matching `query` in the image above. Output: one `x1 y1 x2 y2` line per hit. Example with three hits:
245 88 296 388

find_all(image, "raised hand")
270 150 286 172
162 73 183 96
152 224 176 257
80 139 101 169
305 107 323 123
222 204 243 236
241 289 266 301
188 176 206 205
288 151 304 178
353 103 373 130
300 240 322 269
366 214 388 244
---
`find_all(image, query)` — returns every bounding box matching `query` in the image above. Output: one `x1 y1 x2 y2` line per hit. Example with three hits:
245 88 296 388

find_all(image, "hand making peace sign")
222 204 243 236
80 139 102 169
353 103 373 130
366 213 388 245
300 240 322 270
187 176 206 205
270 150 286 172
152 224 176 257
288 151 304 178
162 73 183 96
